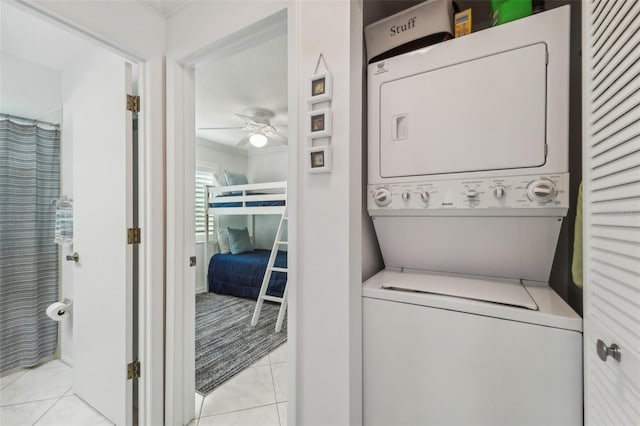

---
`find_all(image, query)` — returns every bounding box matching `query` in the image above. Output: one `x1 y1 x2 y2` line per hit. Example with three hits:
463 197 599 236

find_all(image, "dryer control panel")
368 173 569 214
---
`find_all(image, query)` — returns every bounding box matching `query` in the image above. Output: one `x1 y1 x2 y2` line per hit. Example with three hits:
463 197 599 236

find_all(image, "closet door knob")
66 252 79 262
596 339 621 362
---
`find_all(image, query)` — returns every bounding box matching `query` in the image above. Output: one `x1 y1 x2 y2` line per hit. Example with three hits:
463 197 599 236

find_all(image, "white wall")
166 1 288 61
196 137 248 176
0 53 61 120
195 138 249 293
248 146 288 250
296 1 363 424
247 146 288 182
30 0 165 59
38 109 63 124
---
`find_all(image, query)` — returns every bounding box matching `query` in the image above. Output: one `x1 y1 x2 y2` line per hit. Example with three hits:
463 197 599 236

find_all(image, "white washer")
363 270 582 426
364 6 582 425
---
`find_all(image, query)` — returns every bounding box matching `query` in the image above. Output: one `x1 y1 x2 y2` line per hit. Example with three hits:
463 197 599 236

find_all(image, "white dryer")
364 6 582 425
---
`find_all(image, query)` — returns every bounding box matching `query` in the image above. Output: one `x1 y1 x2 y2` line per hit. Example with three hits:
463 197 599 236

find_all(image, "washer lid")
382 270 538 310
364 269 583 331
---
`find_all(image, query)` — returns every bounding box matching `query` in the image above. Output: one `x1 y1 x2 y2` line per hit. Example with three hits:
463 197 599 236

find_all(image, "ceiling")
137 0 192 18
1 1 287 150
137 0 289 150
0 3 98 121
0 3 93 71
194 14 288 150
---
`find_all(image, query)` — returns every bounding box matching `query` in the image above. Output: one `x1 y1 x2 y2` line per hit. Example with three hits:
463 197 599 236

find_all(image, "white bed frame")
205 181 287 217
203 180 287 287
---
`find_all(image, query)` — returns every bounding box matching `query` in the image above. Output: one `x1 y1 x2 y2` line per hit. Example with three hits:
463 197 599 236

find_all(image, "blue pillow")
224 170 249 186
227 227 254 254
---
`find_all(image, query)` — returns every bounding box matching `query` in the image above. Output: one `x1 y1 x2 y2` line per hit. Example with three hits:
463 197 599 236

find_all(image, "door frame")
165 4 299 425
11 1 165 425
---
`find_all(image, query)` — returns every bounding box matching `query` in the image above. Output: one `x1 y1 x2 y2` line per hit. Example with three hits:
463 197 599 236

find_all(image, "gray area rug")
196 292 287 395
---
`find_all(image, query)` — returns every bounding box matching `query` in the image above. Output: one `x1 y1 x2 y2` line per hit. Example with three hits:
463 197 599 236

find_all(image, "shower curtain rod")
0 113 59 128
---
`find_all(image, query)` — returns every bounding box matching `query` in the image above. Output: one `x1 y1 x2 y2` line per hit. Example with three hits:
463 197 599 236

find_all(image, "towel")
54 197 73 246
571 183 583 287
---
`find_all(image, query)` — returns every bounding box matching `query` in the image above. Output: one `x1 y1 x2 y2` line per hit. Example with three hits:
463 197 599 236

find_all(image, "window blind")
195 170 214 236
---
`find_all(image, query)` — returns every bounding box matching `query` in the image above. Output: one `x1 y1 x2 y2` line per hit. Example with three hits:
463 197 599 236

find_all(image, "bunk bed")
204 181 287 300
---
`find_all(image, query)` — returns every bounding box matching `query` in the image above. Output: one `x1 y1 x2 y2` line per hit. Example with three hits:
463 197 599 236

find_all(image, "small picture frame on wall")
307 145 332 173
308 109 332 139
308 72 332 104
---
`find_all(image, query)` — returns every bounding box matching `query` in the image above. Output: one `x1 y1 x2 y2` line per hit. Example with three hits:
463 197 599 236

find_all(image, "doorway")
192 13 289 424
0 3 141 425
164 5 297 424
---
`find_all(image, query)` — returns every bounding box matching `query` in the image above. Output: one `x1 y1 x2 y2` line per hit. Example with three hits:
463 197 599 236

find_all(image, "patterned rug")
195 292 287 395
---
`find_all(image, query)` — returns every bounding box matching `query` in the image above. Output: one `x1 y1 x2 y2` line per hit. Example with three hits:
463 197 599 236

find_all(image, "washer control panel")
368 173 568 211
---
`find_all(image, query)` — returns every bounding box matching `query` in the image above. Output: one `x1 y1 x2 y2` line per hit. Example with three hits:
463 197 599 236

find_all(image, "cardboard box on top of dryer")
365 0 454 63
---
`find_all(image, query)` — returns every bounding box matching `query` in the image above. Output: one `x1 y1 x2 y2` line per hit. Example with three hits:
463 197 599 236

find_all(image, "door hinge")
127 359 141 380
126 94 140 113
127 227 141 244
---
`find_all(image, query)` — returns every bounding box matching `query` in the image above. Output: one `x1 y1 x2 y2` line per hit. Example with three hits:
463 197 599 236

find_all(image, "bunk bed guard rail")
204 180 287 251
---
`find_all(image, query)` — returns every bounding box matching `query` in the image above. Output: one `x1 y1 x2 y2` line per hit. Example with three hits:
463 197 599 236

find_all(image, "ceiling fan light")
249 133 268 147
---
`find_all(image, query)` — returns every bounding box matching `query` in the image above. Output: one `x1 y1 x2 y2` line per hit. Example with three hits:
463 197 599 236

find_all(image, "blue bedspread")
207 249 287 300
210 193 285 208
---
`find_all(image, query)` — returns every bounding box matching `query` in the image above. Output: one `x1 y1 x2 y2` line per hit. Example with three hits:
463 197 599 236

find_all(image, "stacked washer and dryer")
363 4 582 425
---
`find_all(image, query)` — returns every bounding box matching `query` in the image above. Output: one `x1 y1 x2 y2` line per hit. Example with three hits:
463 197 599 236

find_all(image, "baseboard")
60 354 73 367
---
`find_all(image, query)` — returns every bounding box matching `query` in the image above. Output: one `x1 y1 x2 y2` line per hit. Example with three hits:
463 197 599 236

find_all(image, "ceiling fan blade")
270 133 288 145
198 126 245 130
236 135 251 147
235 114 257 124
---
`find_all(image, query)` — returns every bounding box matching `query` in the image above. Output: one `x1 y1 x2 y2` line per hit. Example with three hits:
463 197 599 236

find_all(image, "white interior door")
72 51 134 426
583 1 640 425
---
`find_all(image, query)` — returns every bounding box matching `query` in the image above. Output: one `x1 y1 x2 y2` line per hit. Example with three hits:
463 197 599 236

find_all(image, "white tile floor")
0 343 287 426
192 343 288 426
0 360 112 426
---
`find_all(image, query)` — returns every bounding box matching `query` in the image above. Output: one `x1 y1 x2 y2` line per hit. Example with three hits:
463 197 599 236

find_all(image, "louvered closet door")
583 1 640 425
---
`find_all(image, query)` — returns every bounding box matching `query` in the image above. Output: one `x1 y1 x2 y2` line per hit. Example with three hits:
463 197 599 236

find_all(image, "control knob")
373 188 392 207
493 185 506 199
466 189 479 200
402 190 411 201
419 191 430 203
527 180 557 203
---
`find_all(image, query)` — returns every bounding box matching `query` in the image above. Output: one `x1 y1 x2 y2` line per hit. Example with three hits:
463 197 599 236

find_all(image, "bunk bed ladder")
251 207 288 332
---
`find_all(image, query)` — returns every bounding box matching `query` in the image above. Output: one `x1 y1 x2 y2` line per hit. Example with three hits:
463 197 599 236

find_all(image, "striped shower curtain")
0 118 60 373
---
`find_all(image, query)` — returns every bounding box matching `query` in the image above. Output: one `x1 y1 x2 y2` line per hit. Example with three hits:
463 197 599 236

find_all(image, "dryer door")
379 43 548 178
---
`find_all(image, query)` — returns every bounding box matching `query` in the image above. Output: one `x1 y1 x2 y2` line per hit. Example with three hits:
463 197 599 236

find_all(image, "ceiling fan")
198 107 287 148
